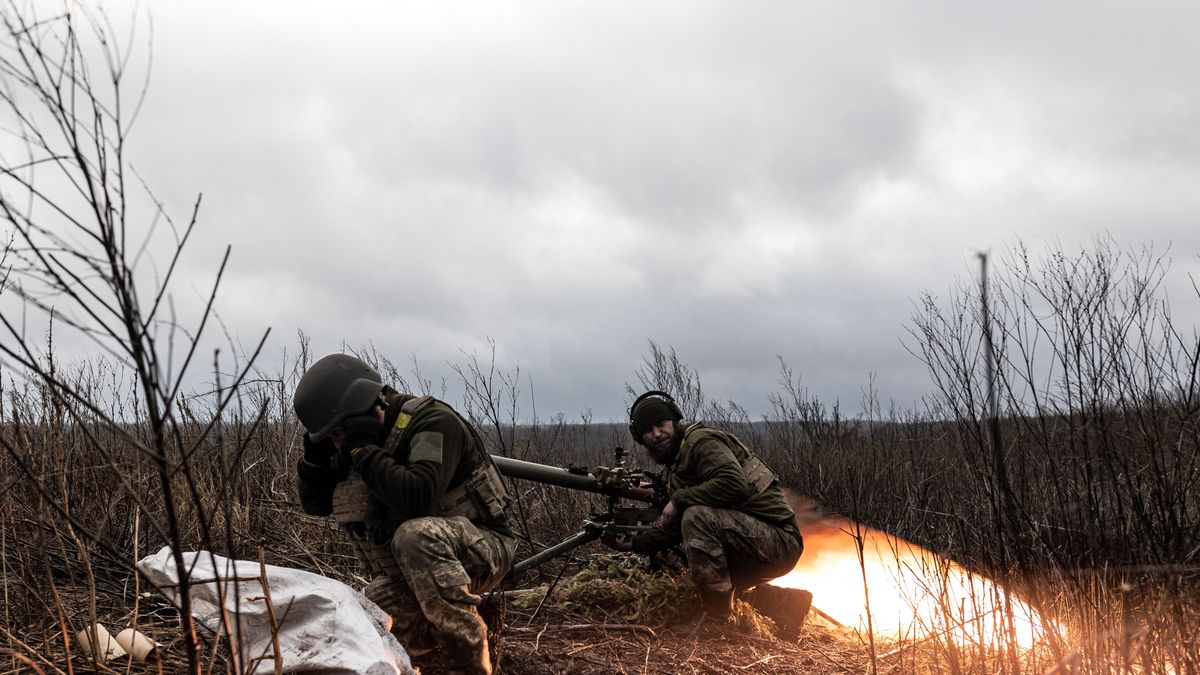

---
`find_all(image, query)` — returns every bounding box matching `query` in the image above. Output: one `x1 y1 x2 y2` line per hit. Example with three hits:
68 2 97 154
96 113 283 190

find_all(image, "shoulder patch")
409 431 444 465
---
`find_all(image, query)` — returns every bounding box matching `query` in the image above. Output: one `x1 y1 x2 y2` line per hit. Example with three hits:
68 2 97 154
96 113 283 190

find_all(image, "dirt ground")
487 614 875 675
2 581 1043 675
405 595 890 675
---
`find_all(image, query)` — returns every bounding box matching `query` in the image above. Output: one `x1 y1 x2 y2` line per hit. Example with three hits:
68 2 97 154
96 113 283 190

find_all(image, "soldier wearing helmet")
294 354 514 675
611 391 808 636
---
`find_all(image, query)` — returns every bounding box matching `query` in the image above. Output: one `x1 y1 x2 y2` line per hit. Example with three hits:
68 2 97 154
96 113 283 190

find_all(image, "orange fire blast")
769 515 1060 649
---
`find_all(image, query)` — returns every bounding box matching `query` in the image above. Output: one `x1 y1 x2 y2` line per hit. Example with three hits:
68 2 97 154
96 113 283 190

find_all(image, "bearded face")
641 419 679 465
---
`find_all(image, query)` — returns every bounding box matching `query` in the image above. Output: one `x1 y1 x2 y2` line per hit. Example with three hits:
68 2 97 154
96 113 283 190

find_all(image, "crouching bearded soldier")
294 354 514 674
608 391 810 636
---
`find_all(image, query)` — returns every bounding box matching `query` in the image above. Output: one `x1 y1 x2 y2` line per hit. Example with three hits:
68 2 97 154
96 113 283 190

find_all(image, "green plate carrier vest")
681 423 779 496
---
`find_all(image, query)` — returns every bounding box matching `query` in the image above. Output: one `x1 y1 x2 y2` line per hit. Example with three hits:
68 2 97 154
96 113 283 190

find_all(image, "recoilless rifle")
490 447 665 574
492 447 817 637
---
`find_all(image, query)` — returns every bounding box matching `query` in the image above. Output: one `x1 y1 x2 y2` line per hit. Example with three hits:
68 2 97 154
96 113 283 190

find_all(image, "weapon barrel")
491 455 657 503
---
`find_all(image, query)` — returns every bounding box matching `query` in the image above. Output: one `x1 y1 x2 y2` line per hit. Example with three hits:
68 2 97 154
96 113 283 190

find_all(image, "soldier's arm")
296 436 345 516
297 459 343 516
671 437 752 510
631 521 683 554
352 409 464 519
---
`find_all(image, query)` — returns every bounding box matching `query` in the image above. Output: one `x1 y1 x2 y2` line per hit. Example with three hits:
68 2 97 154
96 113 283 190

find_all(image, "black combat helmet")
294 354 384 441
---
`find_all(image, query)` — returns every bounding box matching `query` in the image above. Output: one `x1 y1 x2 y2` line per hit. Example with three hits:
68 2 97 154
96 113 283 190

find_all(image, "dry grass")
2 349 1198 673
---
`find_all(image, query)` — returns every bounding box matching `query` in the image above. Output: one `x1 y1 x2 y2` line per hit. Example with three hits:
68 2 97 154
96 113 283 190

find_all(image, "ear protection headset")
628 390 683 443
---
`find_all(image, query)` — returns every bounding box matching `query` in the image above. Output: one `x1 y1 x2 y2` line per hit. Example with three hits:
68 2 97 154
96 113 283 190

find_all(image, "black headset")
627 390 683 443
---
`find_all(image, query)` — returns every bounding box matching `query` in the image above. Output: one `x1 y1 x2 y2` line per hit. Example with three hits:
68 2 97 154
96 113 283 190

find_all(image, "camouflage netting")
510 555 774 639
514 558 698 626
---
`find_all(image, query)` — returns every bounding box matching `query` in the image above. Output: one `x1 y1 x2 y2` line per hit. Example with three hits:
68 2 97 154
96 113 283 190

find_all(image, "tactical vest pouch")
364 576 411 616
435 459 510 522
332 473 401 576
332 473 374 525
356 537 401 577
737 450 778 495
346 536 400 577
695 426 779 496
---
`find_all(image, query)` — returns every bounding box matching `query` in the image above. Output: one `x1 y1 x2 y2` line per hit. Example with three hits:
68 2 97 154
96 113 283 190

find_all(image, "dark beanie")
631 397 680 436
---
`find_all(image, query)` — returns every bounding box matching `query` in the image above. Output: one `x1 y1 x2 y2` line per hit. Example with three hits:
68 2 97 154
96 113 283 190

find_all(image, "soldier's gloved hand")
341 412 385 451
302 435 337 465
601 529 634 553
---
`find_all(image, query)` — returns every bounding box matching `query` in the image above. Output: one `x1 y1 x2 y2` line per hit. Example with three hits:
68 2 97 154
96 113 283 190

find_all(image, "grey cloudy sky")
65 1 1200 420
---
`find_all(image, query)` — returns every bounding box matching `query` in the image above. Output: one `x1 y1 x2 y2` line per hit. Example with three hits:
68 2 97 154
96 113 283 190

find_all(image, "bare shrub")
0 5 289 671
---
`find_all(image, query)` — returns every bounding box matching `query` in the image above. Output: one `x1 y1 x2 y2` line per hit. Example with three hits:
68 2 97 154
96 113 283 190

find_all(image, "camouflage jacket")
632 423 796 554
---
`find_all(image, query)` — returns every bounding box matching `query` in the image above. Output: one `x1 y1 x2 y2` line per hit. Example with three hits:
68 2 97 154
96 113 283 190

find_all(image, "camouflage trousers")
680 505 803 594
363 516 515 675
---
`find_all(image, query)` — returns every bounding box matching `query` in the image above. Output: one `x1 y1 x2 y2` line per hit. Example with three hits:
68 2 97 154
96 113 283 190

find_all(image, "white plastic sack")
138 547 413 675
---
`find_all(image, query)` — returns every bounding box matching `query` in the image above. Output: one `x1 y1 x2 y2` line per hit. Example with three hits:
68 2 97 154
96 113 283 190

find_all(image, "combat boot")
440 648 491 675
744 584 812 641
697 587 734 623
436 628 493 675
668 587 733 634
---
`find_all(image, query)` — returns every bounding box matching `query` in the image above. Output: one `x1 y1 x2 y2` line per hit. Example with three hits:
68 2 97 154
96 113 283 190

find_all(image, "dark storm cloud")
89 0 1200 420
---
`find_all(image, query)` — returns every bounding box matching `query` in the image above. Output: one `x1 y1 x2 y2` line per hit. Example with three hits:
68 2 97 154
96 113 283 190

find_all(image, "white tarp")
138 547 413 675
